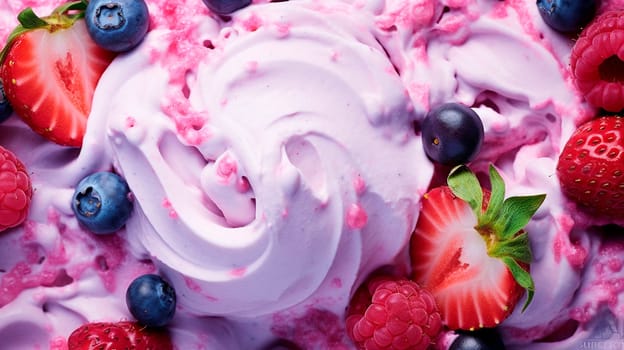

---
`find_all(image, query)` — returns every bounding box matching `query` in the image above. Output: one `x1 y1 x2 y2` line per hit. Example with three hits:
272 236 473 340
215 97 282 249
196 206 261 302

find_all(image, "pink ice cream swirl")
87 0 433 319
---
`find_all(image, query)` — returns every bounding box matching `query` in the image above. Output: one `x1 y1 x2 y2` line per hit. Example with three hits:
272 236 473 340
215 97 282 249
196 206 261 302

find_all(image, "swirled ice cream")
0 0 623 349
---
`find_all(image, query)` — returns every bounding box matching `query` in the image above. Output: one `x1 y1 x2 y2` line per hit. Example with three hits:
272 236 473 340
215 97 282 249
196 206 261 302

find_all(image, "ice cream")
0 0 622 349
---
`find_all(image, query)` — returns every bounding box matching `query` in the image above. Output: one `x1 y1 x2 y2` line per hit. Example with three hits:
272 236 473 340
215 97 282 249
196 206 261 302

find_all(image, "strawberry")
570 10 624 112
410 165 545 330
0 1 115 147
346 275 442 350
0 146 32 232
556 116 624 219
67 321 173 350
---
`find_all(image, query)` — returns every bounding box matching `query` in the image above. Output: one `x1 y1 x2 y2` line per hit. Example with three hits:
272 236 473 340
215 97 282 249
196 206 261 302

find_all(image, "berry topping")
85 0 150 52
0 2 115 147
422 103 484 166
346 275 442 350
449 328 506 350
556 116 624 219
0 80 12 122
68 321 173 350
570 10 624 112
536 0 597 33
0 146 32 232
71 171 133 234
202 0 252 16
411 165 545 330
126 274 177 328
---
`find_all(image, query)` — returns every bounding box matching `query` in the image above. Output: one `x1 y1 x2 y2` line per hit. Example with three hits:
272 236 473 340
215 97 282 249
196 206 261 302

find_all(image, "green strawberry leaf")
489 232 532 263
481 165 505 227
53 0 88 14
494 194 546 240
17 8 48 29
448 165 483 215
502 256 534 311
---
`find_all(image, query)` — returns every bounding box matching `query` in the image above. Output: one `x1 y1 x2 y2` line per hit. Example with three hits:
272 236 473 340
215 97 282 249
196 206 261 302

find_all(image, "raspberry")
0 146 32 231
346 276 442 350
570 10 624 112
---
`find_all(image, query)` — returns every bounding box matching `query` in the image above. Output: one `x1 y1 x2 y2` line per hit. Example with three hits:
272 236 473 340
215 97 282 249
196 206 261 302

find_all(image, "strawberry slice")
0 2 115 147
411 165 545 330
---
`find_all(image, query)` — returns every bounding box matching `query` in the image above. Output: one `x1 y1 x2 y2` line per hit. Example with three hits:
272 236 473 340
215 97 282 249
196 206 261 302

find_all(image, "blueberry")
421 102 484 166
126 274 176 327
450 328 506 350
263 339 302 350
537 0 597 33
72 171 133 234
202 0 252 15
0 80 13 122
85 0 150 52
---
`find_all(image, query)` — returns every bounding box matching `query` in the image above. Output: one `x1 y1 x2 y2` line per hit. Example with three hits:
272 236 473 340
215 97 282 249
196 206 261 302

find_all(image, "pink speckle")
553 213 575 263
608 257 623 272
274 22 291 38
352 175 366 195
375 0 435 31
271 308 351 349
183 277 218 301
126 116 136 128
240 12 263 32
346 203 368 229
407 82 430 111
331 278 342 288
0 262 32 307
566 242 588 269
184 276 203 292
230 267 246 277
49 337 67 350
246 61 259 73
161 95 211 146
237 176 251 193
216 155 238 183
162 198 179 219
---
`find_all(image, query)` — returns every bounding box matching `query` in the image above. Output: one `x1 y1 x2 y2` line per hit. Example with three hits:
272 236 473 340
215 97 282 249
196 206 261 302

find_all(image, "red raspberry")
570 10 624 112
346 276 442 350
0 146 31 231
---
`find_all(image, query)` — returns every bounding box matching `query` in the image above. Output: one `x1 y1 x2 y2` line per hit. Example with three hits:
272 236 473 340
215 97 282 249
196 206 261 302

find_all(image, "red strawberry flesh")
411 186 523 330
0 9 115 147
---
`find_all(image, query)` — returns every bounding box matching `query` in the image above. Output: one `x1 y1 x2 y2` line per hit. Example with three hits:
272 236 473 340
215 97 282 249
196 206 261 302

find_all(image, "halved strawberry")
0 2 115 147
410 165 545 330
68 321 173 350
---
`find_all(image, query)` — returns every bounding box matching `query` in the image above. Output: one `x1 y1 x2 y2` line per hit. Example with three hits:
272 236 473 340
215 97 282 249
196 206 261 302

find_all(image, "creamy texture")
99 0 429 318
0 0 623 349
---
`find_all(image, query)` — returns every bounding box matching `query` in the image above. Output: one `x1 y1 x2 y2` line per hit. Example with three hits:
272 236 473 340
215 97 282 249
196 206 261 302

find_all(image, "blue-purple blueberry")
85 0 150 52
421 102 484 166
202 0 251 15
450 328 506 350
72 171 133 234
0 80 13 122
126 274 177 327
537 0 598 33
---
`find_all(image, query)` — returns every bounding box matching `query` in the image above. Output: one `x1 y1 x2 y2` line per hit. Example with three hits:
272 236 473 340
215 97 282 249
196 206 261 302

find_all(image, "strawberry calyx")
447 164 546 311
0 0 88 64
